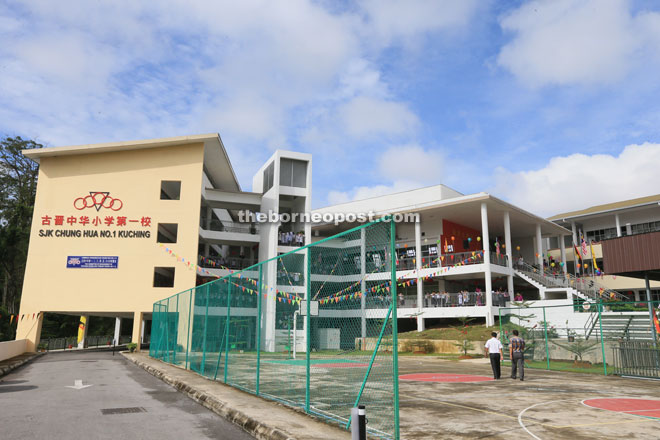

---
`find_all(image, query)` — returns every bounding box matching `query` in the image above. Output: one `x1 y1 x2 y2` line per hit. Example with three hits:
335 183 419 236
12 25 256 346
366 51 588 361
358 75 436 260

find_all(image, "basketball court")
398 356 660 439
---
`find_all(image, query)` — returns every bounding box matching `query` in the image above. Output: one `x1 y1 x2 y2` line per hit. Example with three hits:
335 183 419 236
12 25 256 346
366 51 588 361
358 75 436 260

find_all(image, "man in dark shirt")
509 329 525 381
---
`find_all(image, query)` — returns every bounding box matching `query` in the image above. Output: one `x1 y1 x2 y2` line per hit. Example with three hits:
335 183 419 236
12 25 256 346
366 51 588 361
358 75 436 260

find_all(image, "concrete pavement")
123 351 351 440
0 350 255 439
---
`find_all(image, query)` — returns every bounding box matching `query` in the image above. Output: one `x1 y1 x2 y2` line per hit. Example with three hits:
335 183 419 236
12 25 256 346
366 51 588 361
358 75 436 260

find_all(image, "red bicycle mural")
73 192 123 211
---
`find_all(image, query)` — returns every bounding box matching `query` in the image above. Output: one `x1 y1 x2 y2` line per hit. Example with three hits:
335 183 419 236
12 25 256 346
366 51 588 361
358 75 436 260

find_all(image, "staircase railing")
514 261 626 302
584 309 599 340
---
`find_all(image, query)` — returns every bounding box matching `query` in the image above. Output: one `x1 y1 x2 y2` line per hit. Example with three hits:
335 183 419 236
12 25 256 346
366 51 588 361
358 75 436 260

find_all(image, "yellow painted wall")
16 143 205 350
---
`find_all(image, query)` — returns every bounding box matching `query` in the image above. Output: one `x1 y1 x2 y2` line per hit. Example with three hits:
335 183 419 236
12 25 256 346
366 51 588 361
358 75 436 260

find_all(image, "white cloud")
0 0 480 190
326 144 443 204
497 0 660 87
340 97 420 138
360 0 479 46
491 142 660 216
327 180 420 206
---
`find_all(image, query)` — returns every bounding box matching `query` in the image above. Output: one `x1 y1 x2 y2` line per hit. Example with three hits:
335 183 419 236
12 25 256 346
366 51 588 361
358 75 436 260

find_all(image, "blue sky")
1 0 660 216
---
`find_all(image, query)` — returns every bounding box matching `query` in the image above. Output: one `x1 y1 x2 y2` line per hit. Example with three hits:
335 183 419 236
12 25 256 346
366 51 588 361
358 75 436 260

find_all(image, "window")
585 227 617 242
153 267 175 287
156 223 178 243
279 158 307 188
263 162 274 193
160 181 181 200
631 221 660 235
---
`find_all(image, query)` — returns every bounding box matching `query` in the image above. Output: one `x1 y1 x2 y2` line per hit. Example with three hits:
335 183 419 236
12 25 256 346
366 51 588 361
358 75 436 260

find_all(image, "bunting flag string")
158 243 488 307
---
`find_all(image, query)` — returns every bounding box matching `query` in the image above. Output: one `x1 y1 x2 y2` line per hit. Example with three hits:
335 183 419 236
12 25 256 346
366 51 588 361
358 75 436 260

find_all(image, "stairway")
585 313 654 340
514 261 625 303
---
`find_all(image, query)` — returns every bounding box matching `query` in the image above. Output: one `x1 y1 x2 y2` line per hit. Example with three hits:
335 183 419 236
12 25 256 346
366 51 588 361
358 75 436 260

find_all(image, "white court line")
518 399 572 440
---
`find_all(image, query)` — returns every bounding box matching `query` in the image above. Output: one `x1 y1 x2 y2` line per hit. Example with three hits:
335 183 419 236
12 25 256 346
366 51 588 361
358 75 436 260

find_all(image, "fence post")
305 248 311 414
542 307 550 370
224 276 232 384
185 289 192 370
201 287 210 375
390 218 400 440
256 266 263 396
173 293 179 365
598 302 607 375
166 297 171 363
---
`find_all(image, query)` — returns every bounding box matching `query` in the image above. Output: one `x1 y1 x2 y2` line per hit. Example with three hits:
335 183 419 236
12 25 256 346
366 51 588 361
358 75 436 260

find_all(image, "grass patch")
398 324 500 341
503 359 610 375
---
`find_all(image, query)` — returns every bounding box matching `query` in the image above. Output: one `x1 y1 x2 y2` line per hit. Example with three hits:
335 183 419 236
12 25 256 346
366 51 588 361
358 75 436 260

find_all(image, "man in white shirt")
484 332 504 379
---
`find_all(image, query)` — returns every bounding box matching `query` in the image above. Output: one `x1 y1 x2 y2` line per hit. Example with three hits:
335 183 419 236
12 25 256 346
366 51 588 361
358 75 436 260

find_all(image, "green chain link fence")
150 218 400 439
499 300 660 378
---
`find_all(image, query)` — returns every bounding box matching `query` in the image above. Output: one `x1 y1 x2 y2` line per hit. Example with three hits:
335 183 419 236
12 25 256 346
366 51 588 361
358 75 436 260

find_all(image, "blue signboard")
67 256 118 269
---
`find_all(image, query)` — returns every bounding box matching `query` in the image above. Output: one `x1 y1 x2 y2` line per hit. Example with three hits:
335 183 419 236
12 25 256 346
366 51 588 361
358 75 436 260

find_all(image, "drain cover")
101 407 146 415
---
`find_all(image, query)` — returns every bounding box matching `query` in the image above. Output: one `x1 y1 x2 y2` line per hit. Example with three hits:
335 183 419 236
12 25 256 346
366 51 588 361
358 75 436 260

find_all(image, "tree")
0 136 42 321
551 338 599 363
453 337 475 356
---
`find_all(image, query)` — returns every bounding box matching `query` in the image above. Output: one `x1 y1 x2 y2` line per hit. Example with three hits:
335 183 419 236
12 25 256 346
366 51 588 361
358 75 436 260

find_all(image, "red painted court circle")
583 398 660 419
399 373 494 383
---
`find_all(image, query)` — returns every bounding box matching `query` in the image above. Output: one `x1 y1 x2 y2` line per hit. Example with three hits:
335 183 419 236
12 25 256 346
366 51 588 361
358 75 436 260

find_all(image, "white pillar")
481 203 493 326
141 318 145 343
360 228 367 338
415 217 425 331
571 222 578 247
113 317 122 345
626 222 632 236
503 211 513 301
559 235 567 275
535 224 543 268
615 214 622 237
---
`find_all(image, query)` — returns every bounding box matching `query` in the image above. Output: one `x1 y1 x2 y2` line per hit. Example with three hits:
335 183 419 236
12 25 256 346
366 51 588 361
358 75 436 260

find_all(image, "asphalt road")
0 350 255 439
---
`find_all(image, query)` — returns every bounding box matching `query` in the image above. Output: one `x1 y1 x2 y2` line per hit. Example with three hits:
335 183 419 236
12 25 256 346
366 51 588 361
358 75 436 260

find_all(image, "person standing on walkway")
484 332 503 379
509 329 525 381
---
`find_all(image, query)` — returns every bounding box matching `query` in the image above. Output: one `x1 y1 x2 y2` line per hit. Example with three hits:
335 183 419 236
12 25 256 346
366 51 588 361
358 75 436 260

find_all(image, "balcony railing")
200 219 259 235
199 255 258 271
362 291 510 309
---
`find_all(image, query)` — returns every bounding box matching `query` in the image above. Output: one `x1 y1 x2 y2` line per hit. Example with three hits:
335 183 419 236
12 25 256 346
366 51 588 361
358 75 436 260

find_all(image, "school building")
15 133 660 351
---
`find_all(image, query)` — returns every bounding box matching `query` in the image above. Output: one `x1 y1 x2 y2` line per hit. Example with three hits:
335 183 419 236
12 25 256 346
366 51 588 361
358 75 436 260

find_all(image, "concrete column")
615 214 622 237
571 222 578 247
559 235 567 275
634 290 640 302
535 224 543 268
626 222 632 236
481 202 493 326
16 311 44 352
132 311 144 351
360 228 367 338
77 315 89 349
113 317 122 345
415 217 425 331
503 211 514 301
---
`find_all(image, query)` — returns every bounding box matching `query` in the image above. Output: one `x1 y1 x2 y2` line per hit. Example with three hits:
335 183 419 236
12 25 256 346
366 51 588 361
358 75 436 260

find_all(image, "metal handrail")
200 219 259 234
515 261 626 301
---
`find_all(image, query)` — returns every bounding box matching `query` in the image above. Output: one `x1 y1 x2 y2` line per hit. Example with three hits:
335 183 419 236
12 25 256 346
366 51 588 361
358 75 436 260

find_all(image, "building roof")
314 186 570 239
548 194 660 221
22 133 241 191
